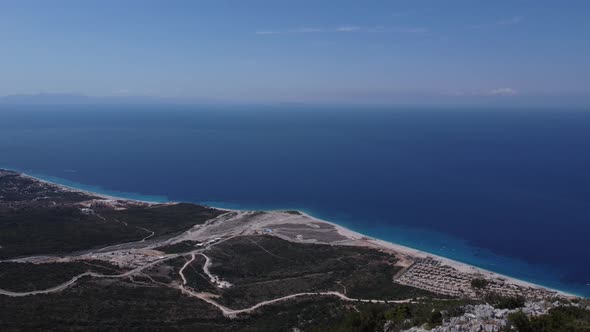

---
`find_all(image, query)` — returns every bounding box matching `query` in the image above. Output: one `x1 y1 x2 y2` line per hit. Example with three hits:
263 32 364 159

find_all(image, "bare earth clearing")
0 169 583 332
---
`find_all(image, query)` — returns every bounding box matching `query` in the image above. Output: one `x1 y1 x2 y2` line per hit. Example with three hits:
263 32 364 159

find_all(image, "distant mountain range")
0 93 190 105
1 93 589 108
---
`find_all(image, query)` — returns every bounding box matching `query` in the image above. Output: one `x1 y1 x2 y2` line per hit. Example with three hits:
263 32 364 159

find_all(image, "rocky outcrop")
396 301 571 332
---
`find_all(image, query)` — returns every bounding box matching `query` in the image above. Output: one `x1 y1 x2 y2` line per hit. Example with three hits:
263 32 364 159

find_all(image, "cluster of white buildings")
395 258 559 300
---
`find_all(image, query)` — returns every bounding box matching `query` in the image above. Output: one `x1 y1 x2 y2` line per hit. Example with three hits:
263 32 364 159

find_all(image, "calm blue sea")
1 104 589 297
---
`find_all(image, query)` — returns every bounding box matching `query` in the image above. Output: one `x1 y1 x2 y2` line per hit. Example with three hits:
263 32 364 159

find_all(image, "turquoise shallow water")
23 171 169 203
1 105 589 297
3 170 584 297
204 201 587 298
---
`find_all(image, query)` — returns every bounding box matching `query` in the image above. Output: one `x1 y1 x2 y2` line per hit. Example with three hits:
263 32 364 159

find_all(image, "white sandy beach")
6 169 580 299
297 212 577 298
18 171 167 205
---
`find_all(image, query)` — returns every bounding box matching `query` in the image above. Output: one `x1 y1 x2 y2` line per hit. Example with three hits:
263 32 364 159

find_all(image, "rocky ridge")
395 301 590 332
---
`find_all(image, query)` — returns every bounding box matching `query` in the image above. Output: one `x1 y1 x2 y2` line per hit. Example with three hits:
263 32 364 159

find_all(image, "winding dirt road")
0 237 417 317
0 252 185 297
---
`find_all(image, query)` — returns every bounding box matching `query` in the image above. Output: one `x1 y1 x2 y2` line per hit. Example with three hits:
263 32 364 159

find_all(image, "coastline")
296 211 578 298
17 171 168 205
1 167 581 299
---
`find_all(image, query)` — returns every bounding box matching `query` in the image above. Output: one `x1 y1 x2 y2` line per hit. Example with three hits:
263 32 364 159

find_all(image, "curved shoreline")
1 167 584 298
295 211 579 298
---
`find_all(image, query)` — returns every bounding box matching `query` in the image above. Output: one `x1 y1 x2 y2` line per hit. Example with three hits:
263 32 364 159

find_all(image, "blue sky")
1 0 590 105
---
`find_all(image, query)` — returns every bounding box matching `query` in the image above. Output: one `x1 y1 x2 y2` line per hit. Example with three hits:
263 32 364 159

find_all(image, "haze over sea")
1 105 589 297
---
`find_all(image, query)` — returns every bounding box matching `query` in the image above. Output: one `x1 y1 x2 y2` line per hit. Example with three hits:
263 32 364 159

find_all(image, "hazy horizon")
2 92 590 109
2 1 590 106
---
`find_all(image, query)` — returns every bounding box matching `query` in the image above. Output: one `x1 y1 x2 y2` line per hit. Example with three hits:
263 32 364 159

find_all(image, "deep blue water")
1 104 589 297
